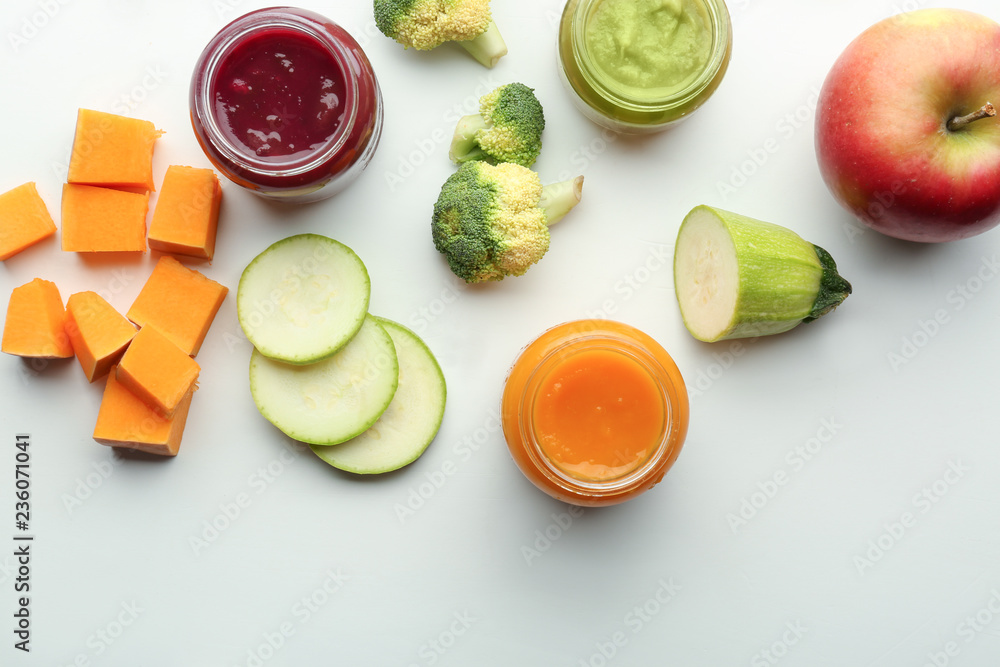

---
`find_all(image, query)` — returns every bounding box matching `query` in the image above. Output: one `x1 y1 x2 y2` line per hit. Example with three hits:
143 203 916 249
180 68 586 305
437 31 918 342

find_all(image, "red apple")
815 8 1000 242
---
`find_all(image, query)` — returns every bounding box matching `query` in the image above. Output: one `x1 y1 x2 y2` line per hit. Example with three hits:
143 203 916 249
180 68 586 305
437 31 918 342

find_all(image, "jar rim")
190 7 360 180
509 321 685 501
570 0 731 112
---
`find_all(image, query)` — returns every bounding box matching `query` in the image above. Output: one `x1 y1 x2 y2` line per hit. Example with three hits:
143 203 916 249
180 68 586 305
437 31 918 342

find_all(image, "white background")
2 0 1000 665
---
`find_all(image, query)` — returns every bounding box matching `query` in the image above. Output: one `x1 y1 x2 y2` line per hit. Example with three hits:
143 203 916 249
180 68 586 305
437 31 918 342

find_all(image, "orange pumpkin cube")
65 291 137 382
127 256 228 356
67 109 163 192
61 184 148 253
147 166 222 260
116 325 200 418
93 367 194 457
1 278 73 358
0 183 57 261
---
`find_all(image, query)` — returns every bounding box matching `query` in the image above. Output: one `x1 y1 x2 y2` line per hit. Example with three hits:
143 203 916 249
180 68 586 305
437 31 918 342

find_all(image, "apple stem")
947 102 997 131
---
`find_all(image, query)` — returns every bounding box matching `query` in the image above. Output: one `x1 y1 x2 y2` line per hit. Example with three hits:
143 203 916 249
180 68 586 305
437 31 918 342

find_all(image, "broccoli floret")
432 161 584 283
449 83 545 167
373 0 507 68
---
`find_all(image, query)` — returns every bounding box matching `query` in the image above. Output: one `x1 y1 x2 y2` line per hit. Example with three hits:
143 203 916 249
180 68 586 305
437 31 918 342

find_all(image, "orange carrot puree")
533 348 664 482
502 319 687 506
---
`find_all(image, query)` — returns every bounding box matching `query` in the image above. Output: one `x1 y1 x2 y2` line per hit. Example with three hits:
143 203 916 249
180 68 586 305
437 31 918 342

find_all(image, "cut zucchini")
673 205 852 342
237 234 370 364
249 315 398 445
310 317 447 475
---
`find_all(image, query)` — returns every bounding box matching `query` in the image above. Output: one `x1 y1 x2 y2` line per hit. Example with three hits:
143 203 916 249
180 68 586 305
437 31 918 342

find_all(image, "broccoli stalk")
456 20 507 69
539 176 585 226
432 162 584 283
450 115 492 163
449 82 545 167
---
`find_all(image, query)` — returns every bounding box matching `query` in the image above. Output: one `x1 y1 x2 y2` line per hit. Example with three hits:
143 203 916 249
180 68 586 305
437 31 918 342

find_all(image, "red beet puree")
190 8 383 203
213 29 345 159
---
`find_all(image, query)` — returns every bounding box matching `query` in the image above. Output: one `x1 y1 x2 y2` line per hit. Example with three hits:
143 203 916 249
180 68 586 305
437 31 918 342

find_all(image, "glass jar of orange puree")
501 320 689 507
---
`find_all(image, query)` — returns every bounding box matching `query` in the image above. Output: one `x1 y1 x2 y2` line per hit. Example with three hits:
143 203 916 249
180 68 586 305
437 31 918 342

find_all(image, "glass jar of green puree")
558 0 732 133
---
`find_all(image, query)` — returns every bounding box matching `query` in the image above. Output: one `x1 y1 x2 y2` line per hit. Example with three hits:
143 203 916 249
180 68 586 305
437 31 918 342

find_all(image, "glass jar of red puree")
190 7 383 203
501 320 689 507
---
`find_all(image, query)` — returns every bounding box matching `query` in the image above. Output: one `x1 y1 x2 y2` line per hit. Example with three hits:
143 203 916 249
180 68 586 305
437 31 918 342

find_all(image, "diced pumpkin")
0 183 57 261
93 366 194 457
1 278 73 358
67 109 163 192
147 166 222 260
65 291 137 382
127 256 228 356
116 325 200 418
61 183 148 253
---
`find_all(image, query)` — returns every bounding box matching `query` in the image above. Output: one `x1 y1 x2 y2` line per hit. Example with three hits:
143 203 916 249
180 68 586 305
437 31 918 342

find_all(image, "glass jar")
190 7 383 203
501 320 689 507
557 0 732 133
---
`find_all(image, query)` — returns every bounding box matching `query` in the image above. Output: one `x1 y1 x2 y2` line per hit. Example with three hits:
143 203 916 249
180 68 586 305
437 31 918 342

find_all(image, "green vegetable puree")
585 0 713 97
